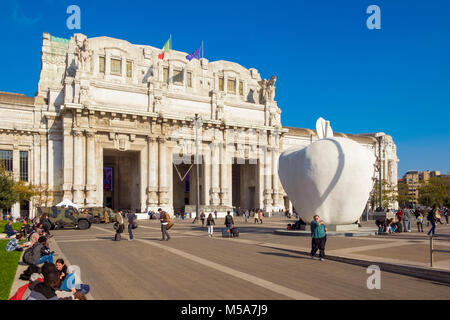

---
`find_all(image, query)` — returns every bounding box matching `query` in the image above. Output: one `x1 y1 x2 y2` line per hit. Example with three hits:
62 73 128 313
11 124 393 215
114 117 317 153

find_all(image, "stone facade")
0 32 399 219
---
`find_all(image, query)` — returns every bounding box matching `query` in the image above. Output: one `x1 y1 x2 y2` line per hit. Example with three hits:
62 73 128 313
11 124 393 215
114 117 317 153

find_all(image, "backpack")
427 211 434 221
22 245 36 265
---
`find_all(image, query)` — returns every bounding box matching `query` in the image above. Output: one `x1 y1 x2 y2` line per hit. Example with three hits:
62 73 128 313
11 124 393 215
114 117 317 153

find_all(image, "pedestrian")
158 208 171 241
224 211 234 230
403 208 411 232
200 210 206 227
115 210 124 237
443 207 449 224
244 210 249 223
104 210 110 224
259 210 263 224
206 213 215 237
126 210 135 241
427 205 437 236
435 206 443 225
214 210 218 220
416 211 424 232
254 210 259 224
310 215 327 261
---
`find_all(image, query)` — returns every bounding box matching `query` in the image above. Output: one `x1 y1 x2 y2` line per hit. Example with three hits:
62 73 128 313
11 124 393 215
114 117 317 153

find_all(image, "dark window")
20 151 28 181
0 150 13 171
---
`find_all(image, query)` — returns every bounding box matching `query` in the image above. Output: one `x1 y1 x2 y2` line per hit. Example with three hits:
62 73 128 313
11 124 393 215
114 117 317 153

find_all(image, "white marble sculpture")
278 118 376 225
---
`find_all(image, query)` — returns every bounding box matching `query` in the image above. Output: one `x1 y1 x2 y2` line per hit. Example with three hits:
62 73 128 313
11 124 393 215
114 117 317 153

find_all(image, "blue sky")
0 0 449 177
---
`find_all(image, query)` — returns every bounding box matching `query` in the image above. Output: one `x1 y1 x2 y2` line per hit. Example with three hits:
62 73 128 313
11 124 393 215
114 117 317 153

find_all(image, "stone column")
210 141 220 205
271 134 280 209
72 129 84 205
203 143 211 205
85 130 97 206
147 136 159 205
263 145 273 210
47 137 54 190
158 137 169 205
62 130 73 200
40 134 47 188
220 139 229 206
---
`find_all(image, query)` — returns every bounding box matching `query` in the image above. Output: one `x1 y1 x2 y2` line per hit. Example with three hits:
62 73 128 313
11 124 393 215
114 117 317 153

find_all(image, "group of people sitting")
375 205 447 235
4 218 90 300
10 260 89 300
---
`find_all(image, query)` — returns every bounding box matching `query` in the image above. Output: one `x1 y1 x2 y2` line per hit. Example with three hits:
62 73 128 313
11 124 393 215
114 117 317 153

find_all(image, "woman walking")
310 215 328 261
206 213 215 237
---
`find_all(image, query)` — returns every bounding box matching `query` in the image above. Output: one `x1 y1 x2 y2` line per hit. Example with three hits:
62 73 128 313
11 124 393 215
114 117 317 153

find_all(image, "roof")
0 91 35 106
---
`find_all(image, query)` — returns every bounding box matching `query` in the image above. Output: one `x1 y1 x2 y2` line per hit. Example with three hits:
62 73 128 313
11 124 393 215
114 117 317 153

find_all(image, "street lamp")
194 113 201 222
375 132 386 210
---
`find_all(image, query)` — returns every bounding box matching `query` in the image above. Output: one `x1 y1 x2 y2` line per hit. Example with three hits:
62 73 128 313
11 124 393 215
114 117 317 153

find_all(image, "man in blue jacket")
4 220 17 238
310 215 328 261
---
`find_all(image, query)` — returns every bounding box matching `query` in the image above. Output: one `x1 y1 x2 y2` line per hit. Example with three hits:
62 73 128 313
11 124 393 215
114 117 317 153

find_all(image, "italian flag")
158 38 170 60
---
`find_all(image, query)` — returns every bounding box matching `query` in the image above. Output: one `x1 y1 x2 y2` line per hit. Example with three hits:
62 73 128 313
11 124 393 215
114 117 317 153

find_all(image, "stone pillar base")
303 224 359 232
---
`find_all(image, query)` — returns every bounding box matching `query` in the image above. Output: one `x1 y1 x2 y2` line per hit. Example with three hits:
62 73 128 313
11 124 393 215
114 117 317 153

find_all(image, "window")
20 151 28 181
239 81 244 96
187 71 192 88
99 56 105 73
126 60 132 78
173 69 183 85
227 79 236 94
110 58 121 75
163 67 169 84
0 150 13 172
218 76 224 91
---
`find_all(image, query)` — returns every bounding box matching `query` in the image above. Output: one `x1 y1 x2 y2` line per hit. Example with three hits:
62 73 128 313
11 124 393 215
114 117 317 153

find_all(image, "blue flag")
186 47 201 61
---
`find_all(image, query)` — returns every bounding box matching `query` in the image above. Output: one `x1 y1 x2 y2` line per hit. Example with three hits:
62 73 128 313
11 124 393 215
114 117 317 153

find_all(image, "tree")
0 167 19 210
370 179 397 210
419 177 449 207
32 184 52 208
396 181 416 207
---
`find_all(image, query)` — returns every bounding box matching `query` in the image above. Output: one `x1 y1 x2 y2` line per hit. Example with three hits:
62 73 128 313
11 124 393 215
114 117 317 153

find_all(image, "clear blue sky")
0 0 449 177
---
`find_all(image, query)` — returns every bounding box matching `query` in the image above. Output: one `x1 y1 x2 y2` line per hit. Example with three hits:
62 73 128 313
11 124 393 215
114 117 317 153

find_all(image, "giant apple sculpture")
278 118 376 225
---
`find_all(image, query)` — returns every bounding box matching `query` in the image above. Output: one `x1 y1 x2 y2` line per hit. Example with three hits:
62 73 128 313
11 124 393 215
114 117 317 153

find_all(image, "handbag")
132 221 138 229
166 221 174 230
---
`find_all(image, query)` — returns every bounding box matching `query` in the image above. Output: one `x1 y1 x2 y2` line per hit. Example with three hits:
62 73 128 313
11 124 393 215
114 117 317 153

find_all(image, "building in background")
399 170 442 205
0 33 399 219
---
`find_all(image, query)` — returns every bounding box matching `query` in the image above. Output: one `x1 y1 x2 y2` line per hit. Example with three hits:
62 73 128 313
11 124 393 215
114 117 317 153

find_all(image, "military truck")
36 206 94 230
83 207 117 224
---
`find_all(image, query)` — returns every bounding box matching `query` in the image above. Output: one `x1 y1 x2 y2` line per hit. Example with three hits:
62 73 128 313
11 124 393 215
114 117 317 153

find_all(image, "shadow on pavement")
258 251 309 260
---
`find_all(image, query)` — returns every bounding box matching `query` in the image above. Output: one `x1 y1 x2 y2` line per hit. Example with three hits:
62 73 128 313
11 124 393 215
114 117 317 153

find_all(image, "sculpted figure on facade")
74 35 91 73
258 76 277 105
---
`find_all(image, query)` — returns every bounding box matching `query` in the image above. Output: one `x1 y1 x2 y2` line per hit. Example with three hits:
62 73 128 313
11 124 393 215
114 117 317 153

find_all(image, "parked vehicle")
36 206 94 230
83 207 117 224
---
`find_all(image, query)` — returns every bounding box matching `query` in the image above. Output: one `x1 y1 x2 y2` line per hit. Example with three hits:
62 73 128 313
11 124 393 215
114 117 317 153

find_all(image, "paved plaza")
11 216 449 300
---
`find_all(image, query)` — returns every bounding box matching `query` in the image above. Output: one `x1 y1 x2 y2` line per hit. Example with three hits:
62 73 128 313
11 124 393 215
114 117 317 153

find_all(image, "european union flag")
186 47 201 61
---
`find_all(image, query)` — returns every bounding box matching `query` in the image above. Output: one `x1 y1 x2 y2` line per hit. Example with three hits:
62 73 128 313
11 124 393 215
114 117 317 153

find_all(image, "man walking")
427 206 437 236
158 208 171 241
403 208 411 232
224 211 234 230
310 215 328 261
126 210 134 241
